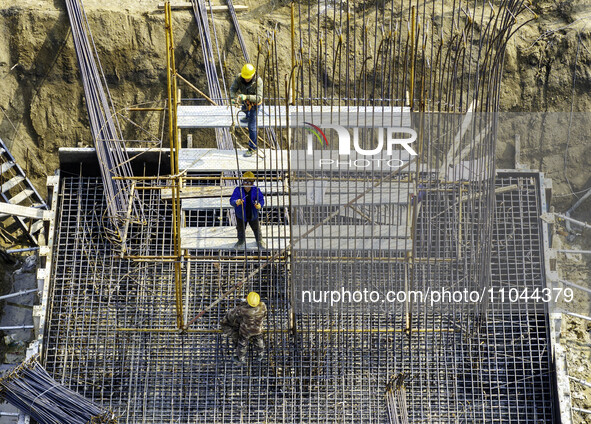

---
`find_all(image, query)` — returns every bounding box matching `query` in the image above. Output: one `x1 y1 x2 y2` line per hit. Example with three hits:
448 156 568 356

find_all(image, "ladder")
0 137 48 244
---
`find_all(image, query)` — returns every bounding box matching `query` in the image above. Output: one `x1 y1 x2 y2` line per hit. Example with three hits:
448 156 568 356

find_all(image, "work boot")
233 355 246 365
237 110 248 123
233 240 245 249
244 149 255 158
257 240 266 250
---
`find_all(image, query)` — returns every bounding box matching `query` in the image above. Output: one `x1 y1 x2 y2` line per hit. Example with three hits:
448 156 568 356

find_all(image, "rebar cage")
42 172 555 422
40 0 555 422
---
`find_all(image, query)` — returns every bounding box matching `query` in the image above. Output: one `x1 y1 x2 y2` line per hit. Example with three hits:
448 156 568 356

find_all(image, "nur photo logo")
302 123 418 168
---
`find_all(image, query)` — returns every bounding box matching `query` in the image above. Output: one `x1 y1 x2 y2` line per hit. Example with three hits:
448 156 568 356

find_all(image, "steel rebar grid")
41 173 554 422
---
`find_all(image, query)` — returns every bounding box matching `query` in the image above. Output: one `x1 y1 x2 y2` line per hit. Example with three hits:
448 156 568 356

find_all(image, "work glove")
235 199 244 206
254 202 262 210
238 94 247 102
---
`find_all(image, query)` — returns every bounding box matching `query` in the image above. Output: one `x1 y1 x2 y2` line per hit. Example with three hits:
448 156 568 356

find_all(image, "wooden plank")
179 148 290 172
177 105 411 129
162 185 236 200
178 148 417 173
9 189 34 205
182 198 410 227
0 203 52 220
0 162 15 174
183 195 287 209
1 176 24 193
181 226 412 251
184 225 410 239
181 191 411 208
157 3 249 12
29 220 44 234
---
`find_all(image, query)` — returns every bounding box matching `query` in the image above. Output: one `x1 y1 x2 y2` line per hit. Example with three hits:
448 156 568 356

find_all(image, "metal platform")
177 105 411 128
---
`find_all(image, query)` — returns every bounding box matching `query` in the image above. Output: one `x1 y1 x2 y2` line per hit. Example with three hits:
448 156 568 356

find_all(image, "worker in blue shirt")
230 171 265 249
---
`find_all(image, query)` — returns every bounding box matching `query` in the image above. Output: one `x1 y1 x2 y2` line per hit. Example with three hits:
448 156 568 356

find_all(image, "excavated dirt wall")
1 0 591 206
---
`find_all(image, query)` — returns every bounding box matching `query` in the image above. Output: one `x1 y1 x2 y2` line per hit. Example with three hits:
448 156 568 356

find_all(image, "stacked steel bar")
190 0 234 150
65 0 136 243
386 374 409 424
0 356 116 424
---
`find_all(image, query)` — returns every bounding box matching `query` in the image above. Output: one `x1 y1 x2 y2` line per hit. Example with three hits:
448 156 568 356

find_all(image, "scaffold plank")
177 105 411 128
179 148 416 172
180 225 412 250
179 149 289 172
161 181 285 200
157 2 249 12
181 189 411 209
0 203 52 220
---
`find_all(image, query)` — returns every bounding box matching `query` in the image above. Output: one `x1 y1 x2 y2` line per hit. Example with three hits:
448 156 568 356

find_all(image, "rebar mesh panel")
43 173 554 423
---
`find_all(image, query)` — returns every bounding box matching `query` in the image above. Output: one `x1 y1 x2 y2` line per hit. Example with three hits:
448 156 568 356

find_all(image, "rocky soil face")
1 0 591 421
0 0 589 205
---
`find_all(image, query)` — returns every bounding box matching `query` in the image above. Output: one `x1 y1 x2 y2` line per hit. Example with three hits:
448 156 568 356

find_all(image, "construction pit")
39 149 559 422
0 0 588 423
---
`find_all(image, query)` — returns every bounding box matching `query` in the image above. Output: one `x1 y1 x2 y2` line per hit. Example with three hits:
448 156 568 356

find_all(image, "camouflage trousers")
226 330 265 360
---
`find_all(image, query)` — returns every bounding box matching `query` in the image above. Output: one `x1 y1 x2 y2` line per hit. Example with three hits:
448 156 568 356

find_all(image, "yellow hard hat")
247 291 260 307
243 171 255 180
241 63 256 80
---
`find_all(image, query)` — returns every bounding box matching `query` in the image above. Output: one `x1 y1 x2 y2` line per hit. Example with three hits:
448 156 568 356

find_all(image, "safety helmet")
241 63 256 80
242 171 255 180
247 291 260 307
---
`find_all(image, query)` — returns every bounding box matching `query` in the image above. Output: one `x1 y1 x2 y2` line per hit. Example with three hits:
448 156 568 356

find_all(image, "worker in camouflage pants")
220 291 267 364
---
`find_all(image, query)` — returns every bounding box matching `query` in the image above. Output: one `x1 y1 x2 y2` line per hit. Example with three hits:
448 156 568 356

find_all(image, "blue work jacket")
230 186 265 221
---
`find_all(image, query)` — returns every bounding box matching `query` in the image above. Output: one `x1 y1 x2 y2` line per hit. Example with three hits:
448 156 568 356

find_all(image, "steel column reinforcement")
64 0 139 246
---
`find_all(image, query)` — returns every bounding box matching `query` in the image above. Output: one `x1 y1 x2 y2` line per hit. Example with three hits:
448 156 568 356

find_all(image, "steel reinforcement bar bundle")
189 0 277 148
189 0 235 151
65 0 138 244
0 356 116 424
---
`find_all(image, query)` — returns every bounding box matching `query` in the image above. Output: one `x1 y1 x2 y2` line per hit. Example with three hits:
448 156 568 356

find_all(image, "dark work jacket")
230 186 265 221
220 301 267 338
229 74 264 105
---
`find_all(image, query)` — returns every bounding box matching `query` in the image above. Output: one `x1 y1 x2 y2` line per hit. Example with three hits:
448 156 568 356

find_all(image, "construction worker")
220 291 267 364
230 171 266 249
230 63 263 157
